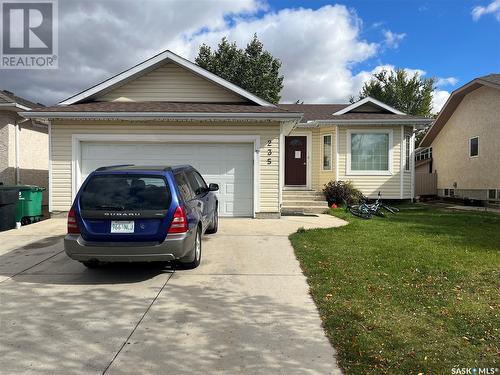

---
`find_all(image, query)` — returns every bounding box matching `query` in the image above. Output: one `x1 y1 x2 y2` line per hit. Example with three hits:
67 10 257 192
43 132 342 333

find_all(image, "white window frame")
404 134 411 172
488 189 497 200
321 134 333 171
469 136 479 158
346 129 393 176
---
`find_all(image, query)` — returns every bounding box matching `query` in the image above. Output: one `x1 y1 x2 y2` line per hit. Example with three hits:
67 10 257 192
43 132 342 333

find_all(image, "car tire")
179 227 202 269
81 260 100 268
205 206 218 234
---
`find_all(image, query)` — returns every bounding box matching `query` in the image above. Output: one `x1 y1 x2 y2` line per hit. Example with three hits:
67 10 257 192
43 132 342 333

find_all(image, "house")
21 50 431 218
420 74 500 203
0 90 49 204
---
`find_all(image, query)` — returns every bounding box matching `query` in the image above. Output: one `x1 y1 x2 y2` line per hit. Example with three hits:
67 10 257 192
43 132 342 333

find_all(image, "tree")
352 69 435 117
195 35 284 104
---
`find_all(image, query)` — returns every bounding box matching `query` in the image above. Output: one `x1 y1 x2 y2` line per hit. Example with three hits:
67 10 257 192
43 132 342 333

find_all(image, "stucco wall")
0 113 49 203
0 113 16 185
432 86 500 192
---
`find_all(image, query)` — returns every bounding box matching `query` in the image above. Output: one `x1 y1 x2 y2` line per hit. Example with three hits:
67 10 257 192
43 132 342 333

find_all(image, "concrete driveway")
0 215 346 374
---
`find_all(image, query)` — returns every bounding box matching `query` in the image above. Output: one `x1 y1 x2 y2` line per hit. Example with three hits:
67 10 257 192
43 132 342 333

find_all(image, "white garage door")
80 142 254 217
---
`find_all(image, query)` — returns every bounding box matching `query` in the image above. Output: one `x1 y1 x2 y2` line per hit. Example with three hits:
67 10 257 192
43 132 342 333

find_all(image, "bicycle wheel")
382 204 399 213
348 206 372 219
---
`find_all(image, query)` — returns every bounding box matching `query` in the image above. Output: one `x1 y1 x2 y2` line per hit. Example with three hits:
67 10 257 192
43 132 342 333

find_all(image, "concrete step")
282 190 323 196
281 200 328 207
282 191 325 200
282 194 325 201
281 206 328 214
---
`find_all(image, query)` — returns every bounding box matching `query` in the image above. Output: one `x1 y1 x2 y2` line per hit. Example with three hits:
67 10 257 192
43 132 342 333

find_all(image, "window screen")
470 137 479 157
323 135 332 170
351 133 389 171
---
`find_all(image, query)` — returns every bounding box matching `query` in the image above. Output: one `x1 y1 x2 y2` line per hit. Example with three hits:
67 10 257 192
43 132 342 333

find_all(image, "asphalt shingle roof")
279 103 428 122
0 90 42 108
32 101 297 114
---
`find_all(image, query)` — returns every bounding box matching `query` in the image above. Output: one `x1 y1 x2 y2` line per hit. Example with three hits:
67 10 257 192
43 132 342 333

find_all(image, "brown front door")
285 136 307 185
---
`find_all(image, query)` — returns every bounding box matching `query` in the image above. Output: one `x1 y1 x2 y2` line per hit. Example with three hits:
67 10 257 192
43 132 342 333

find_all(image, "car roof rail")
95 164 135 171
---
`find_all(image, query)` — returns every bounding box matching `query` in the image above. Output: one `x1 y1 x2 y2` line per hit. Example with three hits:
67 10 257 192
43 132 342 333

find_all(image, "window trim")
346 129 393 176
488 189 497 200
321 134 333 171
469 136 479 158
404 134 411 172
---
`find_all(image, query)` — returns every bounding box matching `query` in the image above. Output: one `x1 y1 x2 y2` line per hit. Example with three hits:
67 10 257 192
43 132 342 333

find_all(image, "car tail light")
168 206 188 234
67 208 80 234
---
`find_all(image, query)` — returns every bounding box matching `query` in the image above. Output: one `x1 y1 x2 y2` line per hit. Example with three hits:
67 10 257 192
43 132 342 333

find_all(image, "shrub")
323 180 364 206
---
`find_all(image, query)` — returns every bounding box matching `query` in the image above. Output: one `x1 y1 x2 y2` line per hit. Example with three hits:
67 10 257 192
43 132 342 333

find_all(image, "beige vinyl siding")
50 120 280 213
98 62 247 103
307 127 337 190
338 125 403 199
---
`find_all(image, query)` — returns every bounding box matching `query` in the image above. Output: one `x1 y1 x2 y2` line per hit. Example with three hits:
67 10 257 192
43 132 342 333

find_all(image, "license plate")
111 221 134 233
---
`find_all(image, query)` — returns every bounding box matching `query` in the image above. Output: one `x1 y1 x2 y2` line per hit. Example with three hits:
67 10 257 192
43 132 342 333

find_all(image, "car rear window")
80 174 171 211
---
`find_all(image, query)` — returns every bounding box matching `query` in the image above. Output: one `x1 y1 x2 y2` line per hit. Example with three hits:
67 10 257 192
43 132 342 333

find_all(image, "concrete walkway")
0 214 346 374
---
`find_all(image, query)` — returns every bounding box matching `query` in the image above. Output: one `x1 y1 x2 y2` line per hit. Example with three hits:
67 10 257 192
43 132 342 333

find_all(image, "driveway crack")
0 250 64 285
101 272 173 374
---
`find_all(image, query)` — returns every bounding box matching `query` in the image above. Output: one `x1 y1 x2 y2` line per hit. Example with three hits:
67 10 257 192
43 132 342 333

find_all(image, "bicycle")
344 192 399 219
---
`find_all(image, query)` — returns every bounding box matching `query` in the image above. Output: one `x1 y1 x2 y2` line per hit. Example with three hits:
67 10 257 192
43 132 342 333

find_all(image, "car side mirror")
208 183 219 192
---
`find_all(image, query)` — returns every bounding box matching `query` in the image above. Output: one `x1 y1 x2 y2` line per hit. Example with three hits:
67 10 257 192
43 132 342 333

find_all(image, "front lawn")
290 205 499 374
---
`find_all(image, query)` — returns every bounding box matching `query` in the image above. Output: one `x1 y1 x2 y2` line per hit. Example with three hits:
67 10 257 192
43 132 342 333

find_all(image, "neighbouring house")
21 50 431 218
420 74 500 203
0 90 49 204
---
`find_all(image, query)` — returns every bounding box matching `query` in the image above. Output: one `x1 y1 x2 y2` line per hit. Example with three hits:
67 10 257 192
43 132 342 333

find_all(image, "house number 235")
266 140 272 165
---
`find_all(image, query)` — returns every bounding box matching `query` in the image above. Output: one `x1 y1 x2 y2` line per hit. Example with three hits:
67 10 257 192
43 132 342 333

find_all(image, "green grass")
290 205 499 374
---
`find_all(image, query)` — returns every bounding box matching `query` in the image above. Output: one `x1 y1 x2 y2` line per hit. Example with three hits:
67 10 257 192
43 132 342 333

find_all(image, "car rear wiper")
95 204 125 211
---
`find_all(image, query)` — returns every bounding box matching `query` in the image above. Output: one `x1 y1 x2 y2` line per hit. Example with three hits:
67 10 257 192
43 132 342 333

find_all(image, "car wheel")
205 206 218 234
179 227 202 269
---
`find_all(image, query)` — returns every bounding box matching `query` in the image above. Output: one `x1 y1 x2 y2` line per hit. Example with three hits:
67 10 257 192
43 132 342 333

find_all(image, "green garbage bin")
0 185 46 225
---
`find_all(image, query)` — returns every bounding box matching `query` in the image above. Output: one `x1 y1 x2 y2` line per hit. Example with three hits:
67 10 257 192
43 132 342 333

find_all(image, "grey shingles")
0 90 42 108
31 101 298 114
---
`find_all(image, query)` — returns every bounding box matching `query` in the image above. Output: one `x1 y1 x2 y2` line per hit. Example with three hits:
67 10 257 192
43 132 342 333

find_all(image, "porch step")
282 191 325 201
282 200 327 207
281 206 328 214
281 189 329 215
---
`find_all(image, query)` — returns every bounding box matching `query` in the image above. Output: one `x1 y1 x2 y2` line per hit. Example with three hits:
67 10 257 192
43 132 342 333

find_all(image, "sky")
1 0 499 113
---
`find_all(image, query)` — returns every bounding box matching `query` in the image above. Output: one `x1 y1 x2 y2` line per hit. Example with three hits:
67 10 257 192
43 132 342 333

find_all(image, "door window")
175 172 194 201
186 170 207 196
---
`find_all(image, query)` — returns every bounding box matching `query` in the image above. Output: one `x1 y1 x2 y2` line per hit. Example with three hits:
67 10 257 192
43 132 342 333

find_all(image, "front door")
285 136 307 185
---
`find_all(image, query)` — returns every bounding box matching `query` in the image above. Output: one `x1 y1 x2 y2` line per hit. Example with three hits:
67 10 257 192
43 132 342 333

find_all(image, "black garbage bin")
0 189 19 231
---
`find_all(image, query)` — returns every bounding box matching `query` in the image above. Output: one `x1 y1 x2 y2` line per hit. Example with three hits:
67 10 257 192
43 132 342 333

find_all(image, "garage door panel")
81 142 253 217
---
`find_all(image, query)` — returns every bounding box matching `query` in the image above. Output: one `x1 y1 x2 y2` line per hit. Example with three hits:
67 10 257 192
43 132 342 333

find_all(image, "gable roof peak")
332 96 405 115
59 49 275 107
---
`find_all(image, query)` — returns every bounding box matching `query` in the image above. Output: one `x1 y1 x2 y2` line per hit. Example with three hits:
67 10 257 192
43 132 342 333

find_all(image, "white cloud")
382 30 406 48
436 77 458 87
0 0 443 110
169 5 379 103
432 90 450 114
472 0 500 21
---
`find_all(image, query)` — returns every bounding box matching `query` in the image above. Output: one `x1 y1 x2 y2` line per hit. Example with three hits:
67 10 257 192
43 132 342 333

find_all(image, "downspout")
15 118 31 184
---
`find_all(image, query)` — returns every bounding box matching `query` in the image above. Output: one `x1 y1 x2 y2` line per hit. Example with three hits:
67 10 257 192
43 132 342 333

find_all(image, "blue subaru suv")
64 165 219 269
